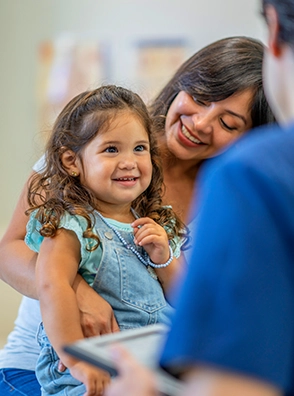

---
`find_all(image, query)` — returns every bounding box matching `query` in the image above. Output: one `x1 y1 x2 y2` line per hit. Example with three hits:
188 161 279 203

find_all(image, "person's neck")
95 204 135 223
158 140 203 223
159 141 202 179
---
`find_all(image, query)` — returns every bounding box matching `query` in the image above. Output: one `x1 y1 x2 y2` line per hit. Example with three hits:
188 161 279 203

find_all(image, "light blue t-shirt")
25 210 183 287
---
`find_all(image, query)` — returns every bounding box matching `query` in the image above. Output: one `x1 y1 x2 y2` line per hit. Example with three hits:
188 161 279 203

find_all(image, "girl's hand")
132 217 170 265
70 361 111 396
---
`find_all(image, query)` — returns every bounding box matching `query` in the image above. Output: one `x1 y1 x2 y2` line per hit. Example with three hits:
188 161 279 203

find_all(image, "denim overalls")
36 213 174 395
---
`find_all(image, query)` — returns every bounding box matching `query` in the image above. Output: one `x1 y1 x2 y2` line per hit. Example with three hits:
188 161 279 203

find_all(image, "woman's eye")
220 119 236 131
192 96 207 106
105 146 118 153
134 145 146 152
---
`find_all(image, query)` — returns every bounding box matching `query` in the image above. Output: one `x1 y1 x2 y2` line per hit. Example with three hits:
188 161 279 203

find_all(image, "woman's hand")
73 275 120 337
79 296 119 337
104 345 157 396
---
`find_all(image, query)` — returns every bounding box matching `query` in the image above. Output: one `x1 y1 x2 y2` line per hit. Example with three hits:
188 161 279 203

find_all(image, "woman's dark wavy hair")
149 36 275 134
262 0 294 47
26 85 187 249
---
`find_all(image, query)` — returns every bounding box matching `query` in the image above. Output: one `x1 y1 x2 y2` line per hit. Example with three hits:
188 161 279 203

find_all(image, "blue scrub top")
160 123 294 395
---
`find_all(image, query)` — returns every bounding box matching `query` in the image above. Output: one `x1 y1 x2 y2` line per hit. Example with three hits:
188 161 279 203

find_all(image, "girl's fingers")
133 224 164 239
135 235 162 247
131 217 156 228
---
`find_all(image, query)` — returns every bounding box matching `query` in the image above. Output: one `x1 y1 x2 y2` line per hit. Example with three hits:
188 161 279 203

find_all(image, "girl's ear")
265 5 282 57
61 150 80 177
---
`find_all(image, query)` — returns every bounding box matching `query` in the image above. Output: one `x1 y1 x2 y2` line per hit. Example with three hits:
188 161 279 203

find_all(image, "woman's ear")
61 149 80 177
265 4 282 57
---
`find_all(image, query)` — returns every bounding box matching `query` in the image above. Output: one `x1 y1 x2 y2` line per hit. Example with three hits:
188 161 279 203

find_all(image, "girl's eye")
134 145 146 152
220 119 236 131
105 146 118 153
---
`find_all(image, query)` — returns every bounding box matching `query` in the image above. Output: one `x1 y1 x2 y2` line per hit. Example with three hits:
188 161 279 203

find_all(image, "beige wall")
0 0 265 346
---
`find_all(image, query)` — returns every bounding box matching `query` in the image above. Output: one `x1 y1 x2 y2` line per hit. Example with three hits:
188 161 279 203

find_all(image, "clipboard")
63 323 184 396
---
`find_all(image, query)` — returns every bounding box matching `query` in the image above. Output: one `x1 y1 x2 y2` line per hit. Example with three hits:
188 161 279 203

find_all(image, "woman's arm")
0 173 38 298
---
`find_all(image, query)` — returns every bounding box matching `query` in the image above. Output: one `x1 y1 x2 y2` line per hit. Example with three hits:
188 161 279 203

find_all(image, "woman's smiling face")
164 90 253 161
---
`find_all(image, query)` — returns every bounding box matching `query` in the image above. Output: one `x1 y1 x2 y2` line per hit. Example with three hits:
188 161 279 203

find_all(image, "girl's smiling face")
76 112 153 216
164 90 253 162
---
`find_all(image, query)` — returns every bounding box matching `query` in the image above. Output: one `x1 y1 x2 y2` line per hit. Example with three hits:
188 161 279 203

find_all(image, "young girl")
25 85 187 396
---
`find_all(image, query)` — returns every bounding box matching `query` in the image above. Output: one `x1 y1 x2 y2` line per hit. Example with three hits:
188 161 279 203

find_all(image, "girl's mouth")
115 177 137 181
113 177 139 187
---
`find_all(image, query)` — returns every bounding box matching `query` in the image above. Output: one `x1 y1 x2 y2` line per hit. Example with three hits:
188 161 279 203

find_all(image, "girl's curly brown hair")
26 85 188 250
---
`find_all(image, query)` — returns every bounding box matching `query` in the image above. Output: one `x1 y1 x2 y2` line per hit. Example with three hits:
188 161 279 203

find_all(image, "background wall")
0 0 266 345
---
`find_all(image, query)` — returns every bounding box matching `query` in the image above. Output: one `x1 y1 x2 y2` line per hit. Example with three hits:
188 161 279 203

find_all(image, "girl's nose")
118 156 136 170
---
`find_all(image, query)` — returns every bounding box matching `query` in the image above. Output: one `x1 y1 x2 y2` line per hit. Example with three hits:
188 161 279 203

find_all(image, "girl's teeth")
182 125 202 144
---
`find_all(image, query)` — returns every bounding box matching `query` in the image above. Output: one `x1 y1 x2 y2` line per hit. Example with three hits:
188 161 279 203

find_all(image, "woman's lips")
181 125 206 145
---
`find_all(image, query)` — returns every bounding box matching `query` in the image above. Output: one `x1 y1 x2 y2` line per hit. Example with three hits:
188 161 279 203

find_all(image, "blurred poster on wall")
135 39 188 103
36 34 109 136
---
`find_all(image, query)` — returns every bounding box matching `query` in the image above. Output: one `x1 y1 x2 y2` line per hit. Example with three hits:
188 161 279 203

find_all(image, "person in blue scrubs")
105 0 294 395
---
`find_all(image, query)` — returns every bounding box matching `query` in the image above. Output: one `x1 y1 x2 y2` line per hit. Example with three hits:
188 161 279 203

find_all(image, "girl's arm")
0 172 119 334
36 228 110 393
153 256 186 293
36 227 85 365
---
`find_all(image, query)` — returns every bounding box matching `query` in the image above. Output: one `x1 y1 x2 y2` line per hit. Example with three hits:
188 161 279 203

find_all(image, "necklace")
95 209 173 269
